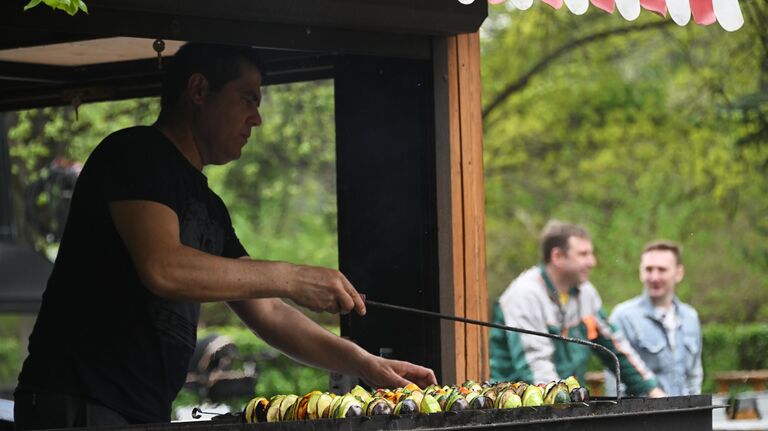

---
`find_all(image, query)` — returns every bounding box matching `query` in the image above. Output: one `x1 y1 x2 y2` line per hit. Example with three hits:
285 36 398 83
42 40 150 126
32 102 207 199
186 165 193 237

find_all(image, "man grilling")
14 42 436 429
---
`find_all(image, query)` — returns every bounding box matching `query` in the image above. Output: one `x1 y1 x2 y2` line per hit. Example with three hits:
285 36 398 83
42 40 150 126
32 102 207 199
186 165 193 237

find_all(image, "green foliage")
0 337 20 386
482 4 768 323
8 99 159 256
9 99 160 182
0 316 21 338
24 0 88 16
700 324 734 394
735 326 768 370
700 324 768 393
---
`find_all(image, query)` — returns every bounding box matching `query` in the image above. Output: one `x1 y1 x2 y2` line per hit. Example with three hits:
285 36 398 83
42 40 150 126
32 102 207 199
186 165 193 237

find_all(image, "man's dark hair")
540 220 591 263
160 42 264 113
642 239 683 264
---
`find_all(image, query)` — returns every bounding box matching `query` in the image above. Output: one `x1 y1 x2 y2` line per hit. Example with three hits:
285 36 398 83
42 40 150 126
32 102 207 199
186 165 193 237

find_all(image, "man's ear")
675 264 685 284
550 247 565 265
187 73 209 105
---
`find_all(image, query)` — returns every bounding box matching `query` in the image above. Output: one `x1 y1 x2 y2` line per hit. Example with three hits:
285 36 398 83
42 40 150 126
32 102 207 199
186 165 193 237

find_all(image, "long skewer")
364 299 621 402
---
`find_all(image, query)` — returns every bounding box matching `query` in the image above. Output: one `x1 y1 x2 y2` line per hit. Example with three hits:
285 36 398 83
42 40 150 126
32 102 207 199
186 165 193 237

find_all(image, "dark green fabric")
489 302 657 394
489 301 591 383
550 324 592 383
489 303 533 382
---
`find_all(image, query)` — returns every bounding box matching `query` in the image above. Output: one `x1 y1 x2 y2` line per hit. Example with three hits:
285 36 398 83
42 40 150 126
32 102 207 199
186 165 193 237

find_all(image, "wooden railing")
581 369 768 396
585 371 606 396
715 370 768 394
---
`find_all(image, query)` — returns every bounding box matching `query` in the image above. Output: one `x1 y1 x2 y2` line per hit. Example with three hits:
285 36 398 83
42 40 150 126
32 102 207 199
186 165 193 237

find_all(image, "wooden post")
435 32 488 385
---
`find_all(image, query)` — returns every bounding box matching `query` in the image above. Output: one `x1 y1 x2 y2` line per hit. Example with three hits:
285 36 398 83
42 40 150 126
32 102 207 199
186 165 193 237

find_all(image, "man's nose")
250 111 262 127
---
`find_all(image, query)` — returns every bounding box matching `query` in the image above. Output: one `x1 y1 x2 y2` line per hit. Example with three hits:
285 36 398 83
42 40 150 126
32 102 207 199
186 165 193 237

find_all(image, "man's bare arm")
109 200 364 314
228 296 436 389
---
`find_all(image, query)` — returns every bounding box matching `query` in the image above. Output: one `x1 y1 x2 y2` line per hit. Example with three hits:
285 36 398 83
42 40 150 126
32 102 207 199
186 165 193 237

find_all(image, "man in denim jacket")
606 240 703 396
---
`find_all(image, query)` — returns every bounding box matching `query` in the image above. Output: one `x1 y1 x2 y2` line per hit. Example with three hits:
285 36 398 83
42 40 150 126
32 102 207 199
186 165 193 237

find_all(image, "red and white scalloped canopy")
488 0 744 31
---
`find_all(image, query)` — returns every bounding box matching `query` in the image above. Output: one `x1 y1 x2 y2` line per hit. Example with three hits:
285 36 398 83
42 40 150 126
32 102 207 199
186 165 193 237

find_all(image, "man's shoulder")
676 300 700 321
107 125 152 137
89 126 175 168
610 296 646 318
508 267 544 291
100 126 163 149
499 267 545 300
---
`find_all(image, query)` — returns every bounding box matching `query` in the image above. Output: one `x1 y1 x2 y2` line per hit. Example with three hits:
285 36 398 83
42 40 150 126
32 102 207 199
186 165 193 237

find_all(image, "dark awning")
0 0 488 111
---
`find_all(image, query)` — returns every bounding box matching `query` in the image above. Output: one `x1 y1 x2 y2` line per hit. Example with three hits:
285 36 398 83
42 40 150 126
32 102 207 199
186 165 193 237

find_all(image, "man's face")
554 236 597 285
639 250 684 302
194 62 263 165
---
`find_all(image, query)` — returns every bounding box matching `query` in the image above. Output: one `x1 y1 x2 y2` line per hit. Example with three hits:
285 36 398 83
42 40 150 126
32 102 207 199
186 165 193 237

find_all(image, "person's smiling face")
640 249 684 303
554 236 597 286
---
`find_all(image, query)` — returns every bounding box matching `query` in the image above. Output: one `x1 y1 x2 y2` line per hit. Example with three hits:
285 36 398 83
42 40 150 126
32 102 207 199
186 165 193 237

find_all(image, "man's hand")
285 264 366 315
648 387 667 398
357 355 437 390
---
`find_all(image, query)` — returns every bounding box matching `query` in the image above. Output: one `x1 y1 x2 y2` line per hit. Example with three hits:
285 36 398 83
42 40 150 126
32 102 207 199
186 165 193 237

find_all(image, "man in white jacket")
489 220 664 397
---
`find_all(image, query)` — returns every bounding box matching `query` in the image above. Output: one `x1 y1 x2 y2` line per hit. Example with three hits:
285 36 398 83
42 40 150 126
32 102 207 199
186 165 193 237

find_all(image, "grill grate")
183 395 715 431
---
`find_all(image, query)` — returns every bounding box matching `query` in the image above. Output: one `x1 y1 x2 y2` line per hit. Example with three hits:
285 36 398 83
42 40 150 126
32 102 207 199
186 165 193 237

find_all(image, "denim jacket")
605 294 702 396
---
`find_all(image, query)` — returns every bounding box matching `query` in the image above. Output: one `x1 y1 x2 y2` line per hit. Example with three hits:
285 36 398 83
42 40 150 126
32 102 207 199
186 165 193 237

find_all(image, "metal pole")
365 299 621 402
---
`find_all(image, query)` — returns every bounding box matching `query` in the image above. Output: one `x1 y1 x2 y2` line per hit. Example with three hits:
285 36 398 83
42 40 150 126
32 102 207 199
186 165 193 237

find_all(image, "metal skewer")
192 407 228 419
364 298 621 402
191 407 218 419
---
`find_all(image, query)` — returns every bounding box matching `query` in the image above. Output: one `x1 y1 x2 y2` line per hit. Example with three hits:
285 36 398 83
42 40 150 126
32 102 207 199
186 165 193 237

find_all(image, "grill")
168 300 715 431
173 395 714 431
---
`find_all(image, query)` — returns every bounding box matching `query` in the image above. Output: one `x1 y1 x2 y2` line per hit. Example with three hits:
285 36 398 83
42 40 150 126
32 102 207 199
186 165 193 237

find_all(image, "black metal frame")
335 54 441 378
0 50 337 111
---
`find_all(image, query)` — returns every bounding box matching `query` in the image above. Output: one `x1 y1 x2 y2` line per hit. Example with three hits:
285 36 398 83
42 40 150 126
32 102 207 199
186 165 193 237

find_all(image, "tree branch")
482 19 672 120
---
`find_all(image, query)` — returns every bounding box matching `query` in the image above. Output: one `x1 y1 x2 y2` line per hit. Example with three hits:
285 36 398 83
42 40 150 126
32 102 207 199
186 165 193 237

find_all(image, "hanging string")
71 93 82 121
153 39 166 70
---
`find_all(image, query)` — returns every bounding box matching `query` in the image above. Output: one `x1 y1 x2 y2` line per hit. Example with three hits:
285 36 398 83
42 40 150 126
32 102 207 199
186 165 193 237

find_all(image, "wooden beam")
435 32 488 385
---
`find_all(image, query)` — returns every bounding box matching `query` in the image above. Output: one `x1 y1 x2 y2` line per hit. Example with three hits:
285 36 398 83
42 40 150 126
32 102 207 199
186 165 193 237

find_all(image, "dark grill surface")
89 395 714 431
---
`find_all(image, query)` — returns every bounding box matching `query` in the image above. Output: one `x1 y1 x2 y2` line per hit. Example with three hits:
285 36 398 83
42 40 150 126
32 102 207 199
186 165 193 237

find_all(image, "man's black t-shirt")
17 126 248 423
